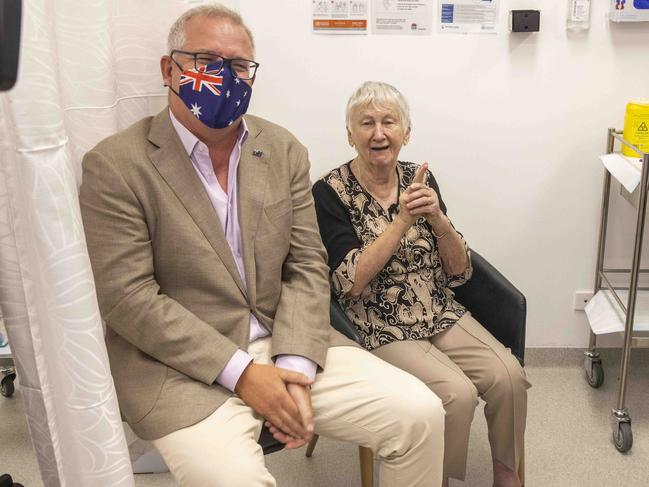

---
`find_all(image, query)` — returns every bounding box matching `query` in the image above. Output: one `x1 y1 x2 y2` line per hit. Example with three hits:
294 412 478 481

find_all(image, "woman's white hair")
167 4 255 54
345 81 411 130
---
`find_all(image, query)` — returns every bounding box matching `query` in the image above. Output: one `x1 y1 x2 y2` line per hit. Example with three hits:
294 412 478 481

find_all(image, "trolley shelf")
586 289 649 335
0 344 12 365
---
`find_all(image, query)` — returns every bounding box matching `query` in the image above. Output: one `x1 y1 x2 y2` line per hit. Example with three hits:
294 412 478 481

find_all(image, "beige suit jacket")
80 110 354 440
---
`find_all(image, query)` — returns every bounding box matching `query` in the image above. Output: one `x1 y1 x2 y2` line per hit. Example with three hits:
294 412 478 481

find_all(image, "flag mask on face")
171 61 252 129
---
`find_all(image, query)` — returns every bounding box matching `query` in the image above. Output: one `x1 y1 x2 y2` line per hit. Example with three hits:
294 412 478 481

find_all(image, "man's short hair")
167 3 255 54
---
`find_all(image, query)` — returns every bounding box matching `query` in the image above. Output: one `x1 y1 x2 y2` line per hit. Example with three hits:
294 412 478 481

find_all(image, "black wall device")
510 10 540 33
0 0 22 92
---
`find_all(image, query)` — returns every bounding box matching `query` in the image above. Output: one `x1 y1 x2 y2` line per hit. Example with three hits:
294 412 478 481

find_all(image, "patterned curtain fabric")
0 0 226 485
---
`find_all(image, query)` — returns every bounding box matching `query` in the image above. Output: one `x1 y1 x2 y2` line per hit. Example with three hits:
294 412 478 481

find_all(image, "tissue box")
610 0 649 22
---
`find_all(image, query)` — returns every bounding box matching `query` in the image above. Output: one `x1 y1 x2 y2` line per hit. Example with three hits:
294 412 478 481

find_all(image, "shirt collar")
168 109 249 157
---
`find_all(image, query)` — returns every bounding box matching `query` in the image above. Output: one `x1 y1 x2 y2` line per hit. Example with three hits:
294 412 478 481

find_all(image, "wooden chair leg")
359 446 373 487
305 434 319 457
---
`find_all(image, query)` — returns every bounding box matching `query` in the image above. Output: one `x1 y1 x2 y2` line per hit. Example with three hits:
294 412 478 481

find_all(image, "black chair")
306 249 527 487
259 425 284 454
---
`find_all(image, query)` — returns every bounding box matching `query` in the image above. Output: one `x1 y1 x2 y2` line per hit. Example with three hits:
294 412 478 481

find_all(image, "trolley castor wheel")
613 421 633 453
584 356 604 388
1 374 15 398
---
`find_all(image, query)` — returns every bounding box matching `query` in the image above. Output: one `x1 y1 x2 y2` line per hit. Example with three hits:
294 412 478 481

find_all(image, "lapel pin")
252 150 264 157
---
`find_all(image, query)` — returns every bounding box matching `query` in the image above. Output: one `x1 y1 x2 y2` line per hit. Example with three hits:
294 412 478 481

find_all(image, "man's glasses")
170 50 259 80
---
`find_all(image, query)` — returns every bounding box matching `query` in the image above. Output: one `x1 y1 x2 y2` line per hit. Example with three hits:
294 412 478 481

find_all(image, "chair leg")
359 446 373 487
305 434 319 457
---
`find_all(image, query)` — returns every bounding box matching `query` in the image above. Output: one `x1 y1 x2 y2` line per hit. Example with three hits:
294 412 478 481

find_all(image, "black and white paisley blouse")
312 160 473 351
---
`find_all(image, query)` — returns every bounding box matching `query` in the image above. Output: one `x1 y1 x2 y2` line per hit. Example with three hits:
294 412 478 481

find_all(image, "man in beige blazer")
80 4 445 486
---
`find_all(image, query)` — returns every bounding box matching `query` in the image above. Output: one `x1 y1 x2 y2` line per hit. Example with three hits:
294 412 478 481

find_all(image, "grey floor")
1 348 649 487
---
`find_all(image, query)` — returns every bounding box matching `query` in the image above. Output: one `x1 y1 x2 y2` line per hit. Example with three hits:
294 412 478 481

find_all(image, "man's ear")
160 55 173 87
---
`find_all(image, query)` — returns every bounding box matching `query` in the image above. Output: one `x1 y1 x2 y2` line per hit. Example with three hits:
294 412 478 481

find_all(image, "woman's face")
348 103 410 171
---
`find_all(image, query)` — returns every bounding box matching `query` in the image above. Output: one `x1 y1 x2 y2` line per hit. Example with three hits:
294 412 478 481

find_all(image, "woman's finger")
413 162 428 184
406 196 435 209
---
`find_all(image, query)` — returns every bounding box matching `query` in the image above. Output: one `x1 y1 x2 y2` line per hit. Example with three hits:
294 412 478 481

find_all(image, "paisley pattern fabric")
319 161 472 351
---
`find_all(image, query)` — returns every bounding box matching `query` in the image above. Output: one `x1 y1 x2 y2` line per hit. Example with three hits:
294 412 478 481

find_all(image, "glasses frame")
170 49 259 80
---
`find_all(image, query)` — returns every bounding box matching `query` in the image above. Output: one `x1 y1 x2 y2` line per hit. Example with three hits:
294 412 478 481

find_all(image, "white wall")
238 0 649 347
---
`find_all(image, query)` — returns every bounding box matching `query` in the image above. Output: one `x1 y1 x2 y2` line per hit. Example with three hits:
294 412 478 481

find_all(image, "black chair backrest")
329 295 361 342
453 250 526 364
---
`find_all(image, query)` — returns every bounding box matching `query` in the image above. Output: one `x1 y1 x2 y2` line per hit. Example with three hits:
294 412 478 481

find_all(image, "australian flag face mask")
171 61 252 129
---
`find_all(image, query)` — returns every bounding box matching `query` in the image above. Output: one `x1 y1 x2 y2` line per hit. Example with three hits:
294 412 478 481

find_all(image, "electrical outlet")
574 291 593 311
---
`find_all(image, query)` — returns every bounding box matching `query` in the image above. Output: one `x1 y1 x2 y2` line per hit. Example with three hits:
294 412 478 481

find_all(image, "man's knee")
393 379 446 438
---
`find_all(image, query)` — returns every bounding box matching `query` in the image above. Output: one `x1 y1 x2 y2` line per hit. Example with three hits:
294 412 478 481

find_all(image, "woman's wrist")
428 213 452 239
394 212 414 232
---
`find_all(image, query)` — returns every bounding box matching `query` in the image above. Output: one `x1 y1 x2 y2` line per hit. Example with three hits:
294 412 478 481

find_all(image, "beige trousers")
152 337 445 487
372 313 530 483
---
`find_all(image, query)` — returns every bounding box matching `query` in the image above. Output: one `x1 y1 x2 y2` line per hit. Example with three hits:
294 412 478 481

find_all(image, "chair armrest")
453 250 526 364
330 295 362 344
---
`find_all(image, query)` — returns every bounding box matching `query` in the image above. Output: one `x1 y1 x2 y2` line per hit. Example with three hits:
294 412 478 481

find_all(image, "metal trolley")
584 128 649 453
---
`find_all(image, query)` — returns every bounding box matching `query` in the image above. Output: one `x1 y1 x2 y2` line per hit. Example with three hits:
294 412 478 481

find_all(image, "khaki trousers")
152 337 445 487
372 313 530 483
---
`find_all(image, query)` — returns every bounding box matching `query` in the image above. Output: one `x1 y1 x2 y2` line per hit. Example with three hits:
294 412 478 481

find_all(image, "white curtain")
0 1 237 485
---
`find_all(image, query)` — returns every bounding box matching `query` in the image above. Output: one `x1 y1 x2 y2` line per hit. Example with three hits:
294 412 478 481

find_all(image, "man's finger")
270 427 295 444
278 402 308 439
276 368 313 386
267 402 304 441
267 420 307 449
284 438 307 449
279 438 305 450
269 414 302 441
413 162 428 184
293 388 314 434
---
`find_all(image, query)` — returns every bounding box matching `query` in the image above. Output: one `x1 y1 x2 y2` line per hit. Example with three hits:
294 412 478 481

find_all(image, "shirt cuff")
275 355 318 381
215 349 254 392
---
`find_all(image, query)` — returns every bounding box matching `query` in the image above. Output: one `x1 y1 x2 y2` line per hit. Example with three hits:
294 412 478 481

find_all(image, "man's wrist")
233 360 255 394
275 355 317 382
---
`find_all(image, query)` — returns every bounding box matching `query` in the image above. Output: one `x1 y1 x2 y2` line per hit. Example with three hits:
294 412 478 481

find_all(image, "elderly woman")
312 81 530 487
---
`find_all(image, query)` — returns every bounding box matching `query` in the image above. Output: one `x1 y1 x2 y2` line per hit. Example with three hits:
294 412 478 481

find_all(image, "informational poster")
372 0 434 35
609 0 649 22
312 0 369 34
438 0 499 34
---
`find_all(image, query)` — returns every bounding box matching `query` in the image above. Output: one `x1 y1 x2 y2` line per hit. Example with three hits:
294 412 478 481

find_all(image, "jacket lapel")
146 110 247 297
237 117 270 309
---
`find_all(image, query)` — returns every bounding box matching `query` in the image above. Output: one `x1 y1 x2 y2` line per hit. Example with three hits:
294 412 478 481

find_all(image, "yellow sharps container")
623 100 649 157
